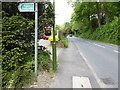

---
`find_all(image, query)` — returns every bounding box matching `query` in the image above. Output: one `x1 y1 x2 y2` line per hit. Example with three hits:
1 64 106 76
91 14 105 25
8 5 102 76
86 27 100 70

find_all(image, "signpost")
34 3 38 75
18 3 38 75
18 1 57 74
18 3 34 12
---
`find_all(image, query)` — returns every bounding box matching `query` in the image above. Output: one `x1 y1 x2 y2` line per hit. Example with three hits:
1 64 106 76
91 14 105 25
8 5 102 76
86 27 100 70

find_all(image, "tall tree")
103 3 109 24
96 2 101 27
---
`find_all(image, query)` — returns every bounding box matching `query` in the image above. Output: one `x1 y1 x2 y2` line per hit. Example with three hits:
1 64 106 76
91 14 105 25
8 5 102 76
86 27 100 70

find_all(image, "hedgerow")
80 16 119 45
2 14 52 88
2 14 35 88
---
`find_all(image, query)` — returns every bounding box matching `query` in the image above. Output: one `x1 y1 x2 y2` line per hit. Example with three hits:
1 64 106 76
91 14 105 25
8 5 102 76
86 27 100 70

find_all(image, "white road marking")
94 43 105 48
72 76 92 88
78 50 107 88
113 50 120 53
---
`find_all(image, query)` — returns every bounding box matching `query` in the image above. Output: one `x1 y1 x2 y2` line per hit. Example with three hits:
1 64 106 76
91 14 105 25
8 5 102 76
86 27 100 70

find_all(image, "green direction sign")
18 3 34 12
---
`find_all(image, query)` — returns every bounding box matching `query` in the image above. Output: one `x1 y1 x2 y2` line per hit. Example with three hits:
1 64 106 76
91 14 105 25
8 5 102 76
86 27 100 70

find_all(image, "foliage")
56 23 69 48
2 1 54 88
63 22 72 34
2 14 35 88
38 2 54 38
70 2 120 45
2 64 36 88
38 46 52 71
2 15 34 71
2 2 54 38
80 16 119 45
2 10 53 88
59 36 68 48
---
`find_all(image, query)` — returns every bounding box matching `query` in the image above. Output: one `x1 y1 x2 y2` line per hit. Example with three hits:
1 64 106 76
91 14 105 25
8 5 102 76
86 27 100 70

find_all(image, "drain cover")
72 76 92 88
101 78 115 85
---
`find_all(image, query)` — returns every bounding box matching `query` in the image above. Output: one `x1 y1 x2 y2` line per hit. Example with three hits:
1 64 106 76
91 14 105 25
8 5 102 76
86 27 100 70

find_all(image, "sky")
50 0 74 25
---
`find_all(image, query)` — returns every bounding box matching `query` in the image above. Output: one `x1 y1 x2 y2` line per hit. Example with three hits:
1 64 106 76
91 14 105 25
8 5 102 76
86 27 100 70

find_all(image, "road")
51 36 100 88
51 36 118 88
70 36 118 88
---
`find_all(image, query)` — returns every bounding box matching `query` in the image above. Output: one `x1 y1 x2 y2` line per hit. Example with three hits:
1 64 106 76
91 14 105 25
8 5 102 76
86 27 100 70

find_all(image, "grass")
59 36 68 48
79 35 120 46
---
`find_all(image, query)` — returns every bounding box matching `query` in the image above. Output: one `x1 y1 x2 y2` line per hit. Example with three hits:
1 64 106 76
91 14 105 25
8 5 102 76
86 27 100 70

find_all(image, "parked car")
42 33 51 40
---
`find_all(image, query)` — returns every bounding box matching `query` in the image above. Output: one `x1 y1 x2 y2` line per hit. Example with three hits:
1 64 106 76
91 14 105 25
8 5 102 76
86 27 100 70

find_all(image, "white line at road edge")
113 50 120 53
94 43 105 48
71 39 105 88
78 50 107 88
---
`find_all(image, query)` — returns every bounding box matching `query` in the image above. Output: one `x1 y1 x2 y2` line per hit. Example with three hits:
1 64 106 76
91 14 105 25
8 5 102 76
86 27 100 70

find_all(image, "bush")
2 67 36 88
2 12 53 88
2 15 34 70
59 36 68 48
2 14 36 88
38 46 52 71
58 30 68 48
80 16 119 45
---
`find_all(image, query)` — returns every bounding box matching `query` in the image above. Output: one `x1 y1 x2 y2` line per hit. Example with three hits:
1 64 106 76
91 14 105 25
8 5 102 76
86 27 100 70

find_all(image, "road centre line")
94 43 105 48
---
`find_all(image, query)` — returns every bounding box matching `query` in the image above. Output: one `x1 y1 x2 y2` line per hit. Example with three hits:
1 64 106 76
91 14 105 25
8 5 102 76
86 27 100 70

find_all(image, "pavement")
50 36 100 88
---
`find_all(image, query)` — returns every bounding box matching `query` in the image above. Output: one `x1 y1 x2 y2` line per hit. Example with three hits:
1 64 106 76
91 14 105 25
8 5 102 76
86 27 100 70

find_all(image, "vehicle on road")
69 34 72 37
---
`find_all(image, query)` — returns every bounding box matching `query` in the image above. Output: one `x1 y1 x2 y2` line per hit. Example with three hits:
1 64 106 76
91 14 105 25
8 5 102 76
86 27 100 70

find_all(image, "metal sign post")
35 2 38 75
18 3 38 75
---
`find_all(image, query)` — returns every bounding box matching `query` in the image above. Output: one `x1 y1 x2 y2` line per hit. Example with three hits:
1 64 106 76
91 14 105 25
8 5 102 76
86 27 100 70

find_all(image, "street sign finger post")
18 3 38 75
18 3 35 12
18 2 57 75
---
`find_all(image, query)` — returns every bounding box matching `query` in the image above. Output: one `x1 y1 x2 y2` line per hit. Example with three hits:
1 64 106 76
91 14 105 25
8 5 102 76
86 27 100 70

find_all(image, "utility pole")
35 2 38 75
52 0 57 71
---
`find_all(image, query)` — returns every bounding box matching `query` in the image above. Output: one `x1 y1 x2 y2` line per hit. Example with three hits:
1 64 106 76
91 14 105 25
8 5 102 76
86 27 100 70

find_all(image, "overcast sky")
50 0 73 25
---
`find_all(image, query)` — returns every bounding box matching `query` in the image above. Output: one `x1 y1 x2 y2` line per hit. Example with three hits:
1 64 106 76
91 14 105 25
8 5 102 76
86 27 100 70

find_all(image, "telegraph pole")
52 0 57 71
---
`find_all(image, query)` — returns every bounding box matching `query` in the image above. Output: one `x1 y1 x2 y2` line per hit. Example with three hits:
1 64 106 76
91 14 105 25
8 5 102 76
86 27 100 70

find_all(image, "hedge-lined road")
70 36 118 88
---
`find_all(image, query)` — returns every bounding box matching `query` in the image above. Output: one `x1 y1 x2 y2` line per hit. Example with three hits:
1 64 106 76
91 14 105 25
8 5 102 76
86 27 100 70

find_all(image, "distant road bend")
69 36 118 88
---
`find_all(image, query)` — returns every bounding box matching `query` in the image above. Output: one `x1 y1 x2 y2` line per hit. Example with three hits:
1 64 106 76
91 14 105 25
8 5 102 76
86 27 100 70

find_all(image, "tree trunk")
104 3 109 24
96 2 101 27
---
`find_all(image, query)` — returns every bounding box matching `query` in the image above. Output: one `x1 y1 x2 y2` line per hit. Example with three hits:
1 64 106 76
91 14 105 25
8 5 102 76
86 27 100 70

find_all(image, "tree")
103 3 109 24
96 2 101 27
